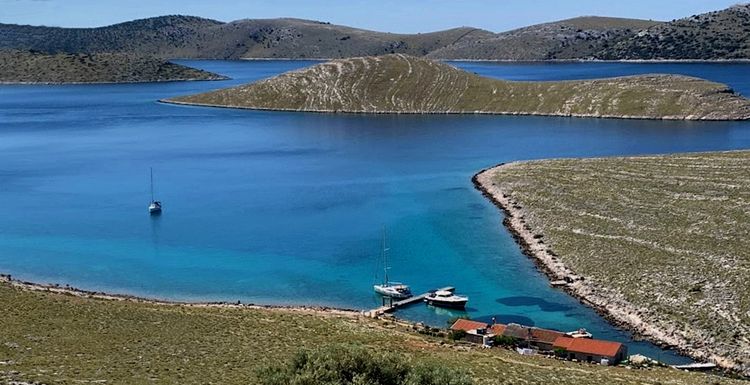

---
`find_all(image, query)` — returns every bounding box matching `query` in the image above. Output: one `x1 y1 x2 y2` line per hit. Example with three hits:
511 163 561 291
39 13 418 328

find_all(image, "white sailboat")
373 228 412 299
148 167 162 215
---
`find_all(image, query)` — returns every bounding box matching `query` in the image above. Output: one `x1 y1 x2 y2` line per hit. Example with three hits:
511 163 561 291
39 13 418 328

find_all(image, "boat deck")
365 286 454 317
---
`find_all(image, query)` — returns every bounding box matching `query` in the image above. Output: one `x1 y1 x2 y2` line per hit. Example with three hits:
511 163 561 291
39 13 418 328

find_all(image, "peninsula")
164 54 750 120
0 50 227 84
474 150 750 375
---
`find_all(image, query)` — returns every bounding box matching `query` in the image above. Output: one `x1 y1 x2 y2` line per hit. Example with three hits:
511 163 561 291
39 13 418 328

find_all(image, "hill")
0 50 227 84
1 278 744 384
597 4 750 59
475 150 750 374
0 15 494 59
164 54 750 120
427 16 661 61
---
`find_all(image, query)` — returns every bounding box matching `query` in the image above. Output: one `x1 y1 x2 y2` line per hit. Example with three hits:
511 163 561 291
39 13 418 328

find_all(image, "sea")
2 59 749 363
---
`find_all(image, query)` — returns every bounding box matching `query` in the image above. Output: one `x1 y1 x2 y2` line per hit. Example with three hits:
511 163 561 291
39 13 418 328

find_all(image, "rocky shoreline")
0 274 360 318
159 99 750 121
472 163 741 373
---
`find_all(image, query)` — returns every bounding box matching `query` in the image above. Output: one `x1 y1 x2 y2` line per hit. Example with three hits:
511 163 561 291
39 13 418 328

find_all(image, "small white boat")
373 228 412 299
565 328 593 339
148 167 162 215
425 289 468 309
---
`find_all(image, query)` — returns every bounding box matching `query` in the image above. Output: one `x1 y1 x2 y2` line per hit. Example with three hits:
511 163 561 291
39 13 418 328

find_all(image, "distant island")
474 150 750 374
0 50 227 84
163 54 750 121
1 4 749 61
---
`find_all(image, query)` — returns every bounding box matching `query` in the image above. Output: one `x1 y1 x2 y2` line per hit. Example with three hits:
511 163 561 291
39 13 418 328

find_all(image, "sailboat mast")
150 167 154 202
382 227 388 285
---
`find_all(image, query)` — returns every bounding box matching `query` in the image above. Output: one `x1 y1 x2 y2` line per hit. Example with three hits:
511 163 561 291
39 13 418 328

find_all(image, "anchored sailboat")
373 228 412 299
148 167 162 215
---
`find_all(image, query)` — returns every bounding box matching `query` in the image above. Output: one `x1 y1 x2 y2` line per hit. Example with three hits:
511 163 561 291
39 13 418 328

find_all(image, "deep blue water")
2 60 750 364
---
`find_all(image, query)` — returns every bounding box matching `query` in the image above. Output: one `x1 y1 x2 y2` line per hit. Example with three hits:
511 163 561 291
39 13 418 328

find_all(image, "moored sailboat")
373 228 412 299
148 167 162 215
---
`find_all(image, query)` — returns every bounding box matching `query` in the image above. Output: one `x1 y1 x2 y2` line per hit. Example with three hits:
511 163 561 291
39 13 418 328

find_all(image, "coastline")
233 57 750 64
472 163 739 372
158 99 750 122
0 273 360 318
0 76 229 86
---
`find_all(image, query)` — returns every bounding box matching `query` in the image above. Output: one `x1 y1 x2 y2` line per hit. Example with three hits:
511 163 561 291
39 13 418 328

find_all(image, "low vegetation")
428 16 660 61
258 345 472 385
0 281 744 384
0 16 493 60
598 4 750 60
482 151 750 374
0 5 747 60
0 50 226 84
166 54 750 120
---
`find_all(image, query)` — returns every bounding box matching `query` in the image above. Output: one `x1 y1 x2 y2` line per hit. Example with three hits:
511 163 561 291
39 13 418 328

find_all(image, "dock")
365 286 454 317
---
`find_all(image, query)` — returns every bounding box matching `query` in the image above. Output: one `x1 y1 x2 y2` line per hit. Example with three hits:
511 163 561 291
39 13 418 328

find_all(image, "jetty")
366 286 454 317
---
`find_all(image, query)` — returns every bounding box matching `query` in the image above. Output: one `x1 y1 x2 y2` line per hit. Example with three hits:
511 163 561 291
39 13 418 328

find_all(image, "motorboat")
565 328 593 339
424 289 468 309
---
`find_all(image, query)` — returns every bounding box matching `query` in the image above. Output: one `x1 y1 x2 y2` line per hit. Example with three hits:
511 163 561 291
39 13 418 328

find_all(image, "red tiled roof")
553 337 623 357
489 324 507 335
450 319 488 332
530 328 565 344
502 323 533 339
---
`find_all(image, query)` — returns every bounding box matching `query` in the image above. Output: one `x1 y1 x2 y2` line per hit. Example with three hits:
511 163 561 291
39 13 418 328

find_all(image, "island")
474 150 750 374
0 50 227 84
163 54 750 120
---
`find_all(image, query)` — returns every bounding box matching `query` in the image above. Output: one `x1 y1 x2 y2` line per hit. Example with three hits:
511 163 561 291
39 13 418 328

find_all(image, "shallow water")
2 60 749 363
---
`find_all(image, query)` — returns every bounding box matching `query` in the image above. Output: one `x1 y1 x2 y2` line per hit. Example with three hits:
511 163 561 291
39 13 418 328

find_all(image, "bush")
492 335 519 347
449 329 467 341
257 345 473 385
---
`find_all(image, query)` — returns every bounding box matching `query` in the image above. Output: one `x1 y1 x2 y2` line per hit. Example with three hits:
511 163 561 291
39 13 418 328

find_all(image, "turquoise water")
2 60 750 364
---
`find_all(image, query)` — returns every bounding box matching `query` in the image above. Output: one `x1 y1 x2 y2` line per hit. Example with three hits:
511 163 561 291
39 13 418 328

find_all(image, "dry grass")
167 54 750 120
486 150 750 373
0 282 744 384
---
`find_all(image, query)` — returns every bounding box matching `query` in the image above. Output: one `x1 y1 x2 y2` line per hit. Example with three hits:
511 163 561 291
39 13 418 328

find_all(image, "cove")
1 59 749 364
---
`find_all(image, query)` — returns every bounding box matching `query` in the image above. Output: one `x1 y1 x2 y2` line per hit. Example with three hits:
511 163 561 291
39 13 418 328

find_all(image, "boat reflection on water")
425 302 469 318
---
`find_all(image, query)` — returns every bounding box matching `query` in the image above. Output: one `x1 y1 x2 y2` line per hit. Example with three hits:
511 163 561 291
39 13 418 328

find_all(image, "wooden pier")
365 286 454 317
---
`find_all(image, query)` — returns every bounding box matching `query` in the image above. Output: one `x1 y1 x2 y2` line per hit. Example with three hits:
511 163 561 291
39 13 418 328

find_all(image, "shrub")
492 335 519 347
449 329 467 341
257 345 473 385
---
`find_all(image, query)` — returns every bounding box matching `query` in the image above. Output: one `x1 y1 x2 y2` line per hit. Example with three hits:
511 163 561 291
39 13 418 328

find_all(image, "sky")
1 0 743 33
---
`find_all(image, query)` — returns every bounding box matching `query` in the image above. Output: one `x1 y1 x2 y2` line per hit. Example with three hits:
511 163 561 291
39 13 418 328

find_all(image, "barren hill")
0 50 226 84
0 16 494 59
427 16 661 61
165 54 750 120
597 4 750 60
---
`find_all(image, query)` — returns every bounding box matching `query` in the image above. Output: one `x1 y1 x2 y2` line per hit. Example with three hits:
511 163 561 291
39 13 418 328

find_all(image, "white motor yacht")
424 289 468 309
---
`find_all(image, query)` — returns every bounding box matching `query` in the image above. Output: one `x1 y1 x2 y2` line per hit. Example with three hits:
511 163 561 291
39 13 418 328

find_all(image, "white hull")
374 283 412 299
425 290 468 309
